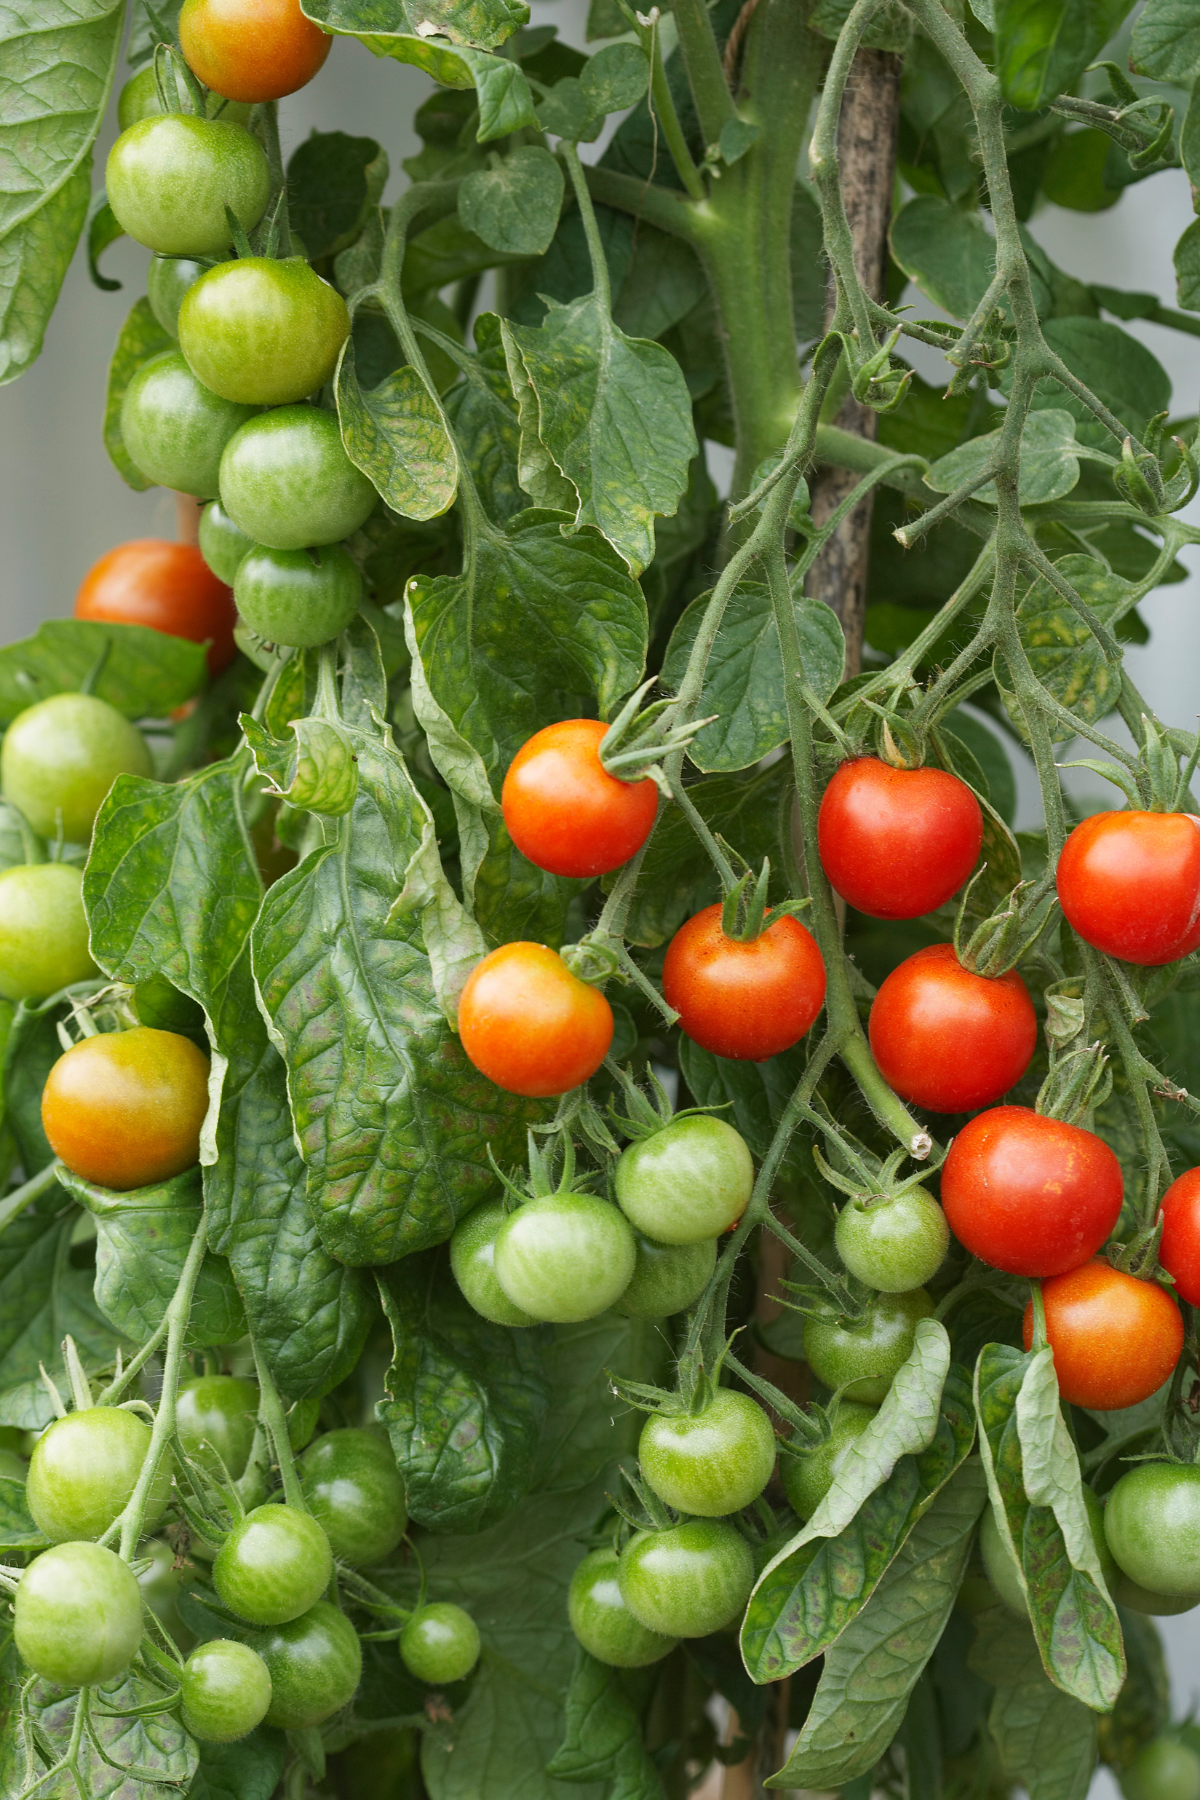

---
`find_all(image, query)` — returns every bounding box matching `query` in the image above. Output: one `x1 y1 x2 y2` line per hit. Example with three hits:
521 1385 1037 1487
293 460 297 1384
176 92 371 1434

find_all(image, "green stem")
252 1335 306 1510
638 15 706 202
1029 1280 1048 1352
561 143 611 310
670 0 736 145
0 1162 63 1242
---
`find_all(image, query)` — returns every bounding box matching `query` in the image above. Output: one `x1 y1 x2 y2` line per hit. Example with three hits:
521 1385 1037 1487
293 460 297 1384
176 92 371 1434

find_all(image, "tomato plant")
26 1405 171 1541
1159 1166 1200 1304
615 1232 717 1319
234 542 363 647
198 499 257 585
41 1025 211 1190
75 538 237 672
802 1288 935 1403
817 757 983 919
867 943 1037 1113
1023 1260 1184 1409
834 1186 949 1291
122 349 258 497
176 1374 258 1478
1121 1739 1200 1800
615 1114 753 1242
0 863 96 1001
250 1601 363 1728
662 904 826 1060
618 1520 755 1638
501 719 659 878
178 257 350 406
492 1194 636 1322
782 1400 877 1519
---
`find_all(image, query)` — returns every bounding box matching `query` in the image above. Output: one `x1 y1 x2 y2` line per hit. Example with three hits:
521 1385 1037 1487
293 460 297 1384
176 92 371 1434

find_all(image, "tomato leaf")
286 130 389 262
968 1607 1098 1800
442 312 525 525
0 619 208 726
188 1731 287 1800
1131 0 1200 81
459 146 564 257
996 555 1134 744
1 999 68 1174
336 343 460 522
993 0 1132 111
547 1649 665 1796
0 1473 46 1550
890 195 1055 322
926 408 1082 506
25 1673 199 1799
0 1214 129 1429
531 1311 665 1493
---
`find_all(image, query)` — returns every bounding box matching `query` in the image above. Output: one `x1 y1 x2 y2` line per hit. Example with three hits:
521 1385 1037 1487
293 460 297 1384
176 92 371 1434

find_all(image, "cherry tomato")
615 1115 753 1244
250 1600 362 1728
618 1519 754 1638
74 538 237 673
199 500 258 586
107 115 270 256
213 1502 333 1625
234 543 362 648
1122 1739 1200 1800
1056 810 1200 966
493 1195 636 1322
0 863 97 1002
1022 1260 1183 1409
42 1026 211 1191
1104 1463 1200 1598
568 1546 677 1667
177 1375 258 1480
457 942 613 1097
615 1233 716 1320
117 68 253 131
147 254 206 337
2 692 151 843
26 1406 172 1542
802 1289 934 1403
1159 1166 1200 1305
817 757 984 920
180 1637 273 1743
638 1390 775 1517
500 720 658 879
940 1106 1123 1277
181 0 332 102
179 258 350 407
14 1543 144 1687
299 1429 407 1567
662 905 825 1061
834 1187 949 1293
782 1401 877 1519
867 943 1037 1114
449 1200 538 1327
1115 1576 1200 1616
218 405 377 550
399 1602 481 1685
122 350 258 498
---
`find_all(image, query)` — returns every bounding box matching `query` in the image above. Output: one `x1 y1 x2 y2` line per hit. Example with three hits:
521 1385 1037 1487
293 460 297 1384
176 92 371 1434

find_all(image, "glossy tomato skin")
123 351 258 498
501 720 658 879
179 258 350 406
181 0 332 101
2 692 151 843
1022 1261 1183 1409
251 1601 362 1728
492 1195 636 1322
27 1407 171 1543
817 758 984 919
218 406 376 550
1057 810 1200 966
147 254 206 337
783 1402 877 1518
42 1026 211 1190
803 1289 934 1403
181 1638 273 1743
399 1603 481 1685
662 905 826 1061
1104 1463 1200 1597
298 1429 407 1567
868 943 1037 1114
177 1376 258 1480
75 538 237 672
615 1116 753 1244
199 501 257 586
458 942 613 1097
214 1503 333 1625
638 1390 775 1517
618 1520 754 1638
0 864 96 1002
834 1188 949 1292
1160 1167 1200 1305
14 1542 144 1687
615 1234 716 1320
1122 1739 1200 1800
107 116 270 256
569 1547 677 1667
450 1200 538 1327
234 543 362 647
940 1106 1123 1278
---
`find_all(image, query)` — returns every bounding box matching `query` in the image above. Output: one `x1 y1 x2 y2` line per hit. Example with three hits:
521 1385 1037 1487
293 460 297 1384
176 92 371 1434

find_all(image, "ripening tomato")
458 943 613 1097
868 943 1037 1113
817 757 983 920
181 0 332 102
1023 1260 1183 1408
41 1026 211 1190
1056 811 1200 966
501 720 658 879
662 905 825 1061
178 258 350 407
74 539 236 673
940 1106 1123 1277
1159 1167 1200 1305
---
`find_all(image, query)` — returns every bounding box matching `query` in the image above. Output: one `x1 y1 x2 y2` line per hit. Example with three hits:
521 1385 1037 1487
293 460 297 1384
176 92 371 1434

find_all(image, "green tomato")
117 67 253 131
450 1200 538 1327
180 1637 273 1743
147 255 206 338
177 1375 258 1480
802 1288 935 1404
618 1519 754 1639
834 1188 949 1293
615 1116 754 1244
2 692 151 844
27 1407 171 1543
1122 1739 1200 1800
299 1429 407 1567
399 1603 481 1685
781 1400 877 1519
0 863 97 1002
106 115 270 256
1115 1576 1200 1615
133 972 207 1033
179 257 351 406
1104 1462 1200 1597
234 543 362 648
213 1502 334 1625
198 500 257 585
14 1542 144 1687
123 350 258 498
615 1234 716 1320
493 1194 637 1324
251 1600 363 1728
568 1546 677 1668
638 1390 776 1518
218 405 376 550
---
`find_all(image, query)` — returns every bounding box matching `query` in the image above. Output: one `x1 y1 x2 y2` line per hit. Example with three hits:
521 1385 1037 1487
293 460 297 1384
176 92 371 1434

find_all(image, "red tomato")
458 942 613 1098
180 0 331 102
817 757 983 920
868 943 1037 1114
662 905 826 1061
940 1106 1123 1277
1158 1167 1200 1305
1023 1260 1183 1409
1056 811 1200 966
501 720 658 879
75 539 236 673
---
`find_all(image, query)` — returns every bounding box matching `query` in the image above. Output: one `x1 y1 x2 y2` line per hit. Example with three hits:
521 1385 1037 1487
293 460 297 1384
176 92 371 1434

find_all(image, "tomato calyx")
1113 414 1198 518
1034 1040 1112 1126
596 679 709 790
952 872 1054 979
718 854 812 945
